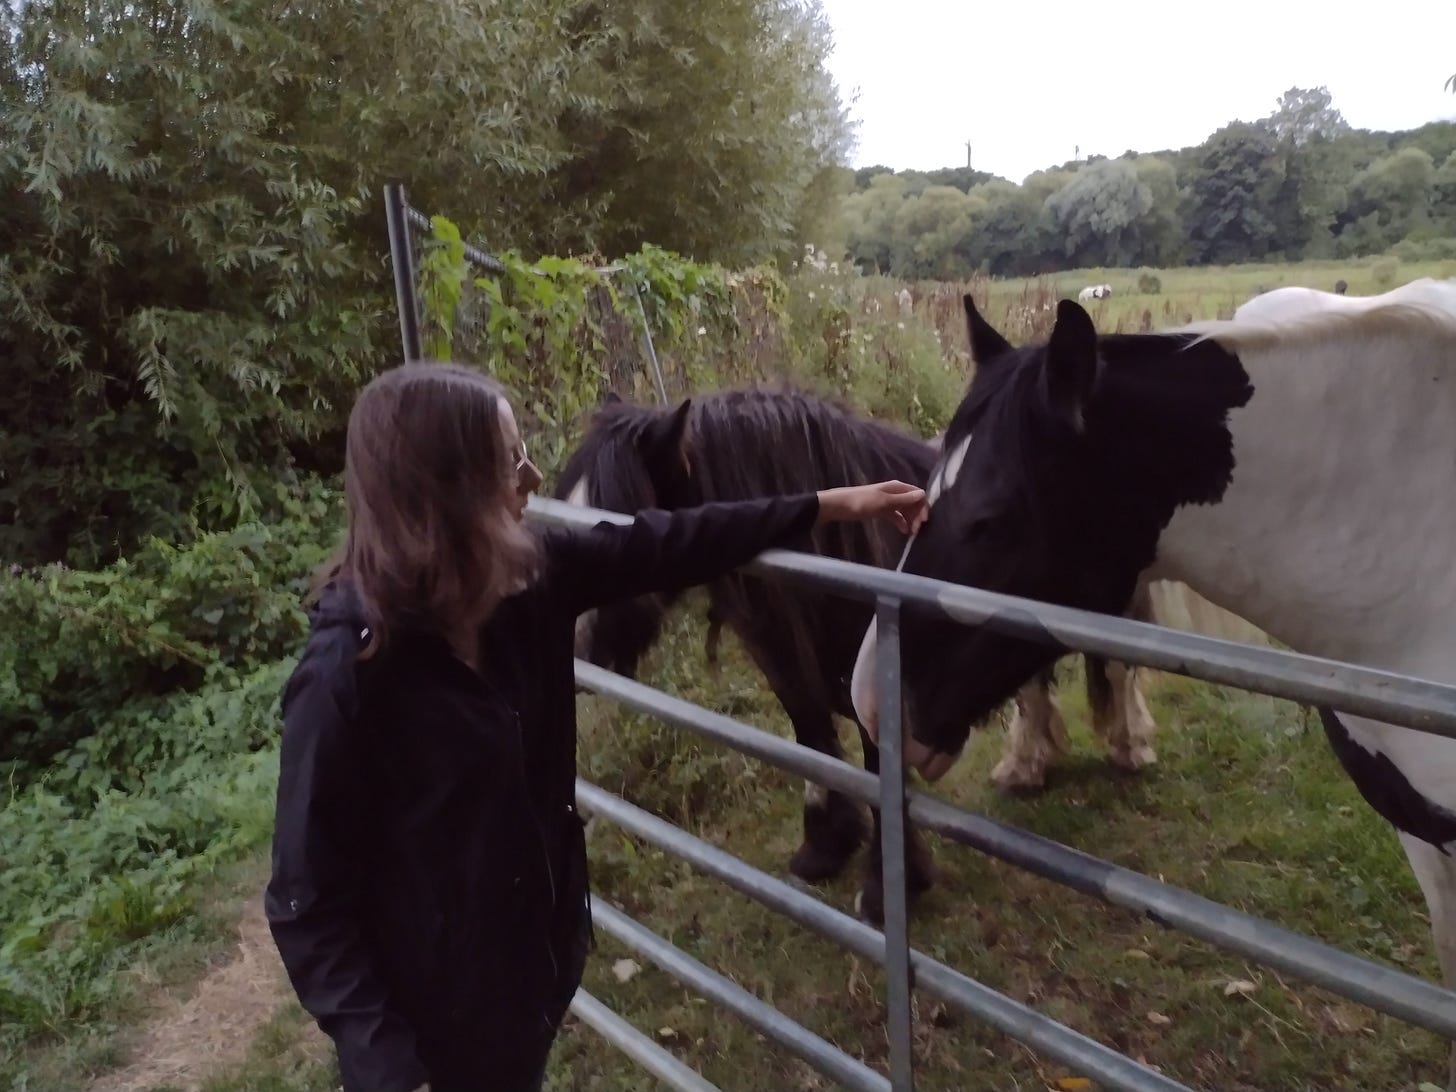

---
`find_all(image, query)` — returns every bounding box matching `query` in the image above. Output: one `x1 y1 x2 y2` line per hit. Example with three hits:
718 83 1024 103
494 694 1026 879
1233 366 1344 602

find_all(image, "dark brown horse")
557 384 1153 922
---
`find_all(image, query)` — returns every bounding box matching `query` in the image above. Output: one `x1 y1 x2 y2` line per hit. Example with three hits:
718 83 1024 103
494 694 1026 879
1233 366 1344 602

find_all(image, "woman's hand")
816 481 930 536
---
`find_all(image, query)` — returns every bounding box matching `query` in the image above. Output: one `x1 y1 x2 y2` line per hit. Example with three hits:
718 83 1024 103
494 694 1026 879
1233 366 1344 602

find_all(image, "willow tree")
1 0 851 564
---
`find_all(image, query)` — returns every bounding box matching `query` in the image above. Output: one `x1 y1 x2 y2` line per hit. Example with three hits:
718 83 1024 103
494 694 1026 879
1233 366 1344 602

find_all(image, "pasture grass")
1008 255 1456 333
558 602 1444 1092
854 254 1456 367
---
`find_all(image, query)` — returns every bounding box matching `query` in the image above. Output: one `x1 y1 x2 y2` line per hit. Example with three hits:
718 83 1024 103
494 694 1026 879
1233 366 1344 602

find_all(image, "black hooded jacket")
264 494 820 1091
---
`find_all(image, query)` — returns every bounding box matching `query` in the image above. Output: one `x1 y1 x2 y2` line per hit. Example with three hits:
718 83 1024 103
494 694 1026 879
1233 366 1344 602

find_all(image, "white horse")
852 279 1456 1084
1077 283 1112 301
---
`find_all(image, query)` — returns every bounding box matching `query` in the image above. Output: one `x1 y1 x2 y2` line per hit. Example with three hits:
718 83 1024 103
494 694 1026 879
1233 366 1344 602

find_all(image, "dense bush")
1 482 341 774
0 0 851 569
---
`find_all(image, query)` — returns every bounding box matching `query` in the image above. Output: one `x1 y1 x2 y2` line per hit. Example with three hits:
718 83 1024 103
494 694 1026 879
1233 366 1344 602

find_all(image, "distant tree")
1434 151 1456 230
964 181 1052 276
1044 159 1154 268
890 185 985 279
1336 146 1437 253
1182 122 1284 264
1130 157 1186 267
853 164 898 190
841 173 909 272
922 166 1001 193
1261 86 1350 146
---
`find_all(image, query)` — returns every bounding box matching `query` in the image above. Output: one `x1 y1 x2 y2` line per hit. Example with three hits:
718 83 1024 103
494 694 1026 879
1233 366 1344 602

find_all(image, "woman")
264 362 929 1092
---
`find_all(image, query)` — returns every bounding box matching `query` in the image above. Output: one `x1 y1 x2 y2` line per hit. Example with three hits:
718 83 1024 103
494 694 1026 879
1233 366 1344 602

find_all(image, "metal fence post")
627 279 669 404
875 595 915 1091
384 182 424 362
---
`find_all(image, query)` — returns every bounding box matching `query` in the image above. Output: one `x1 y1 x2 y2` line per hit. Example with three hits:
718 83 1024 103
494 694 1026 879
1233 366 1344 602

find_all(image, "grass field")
11 256 1456 1092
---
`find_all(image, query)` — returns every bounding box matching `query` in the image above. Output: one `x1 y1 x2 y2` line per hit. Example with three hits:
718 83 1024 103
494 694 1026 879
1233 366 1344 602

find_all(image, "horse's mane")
1181 278 1456 354
554 399 667 511
685 386 935 570
561 384 938 700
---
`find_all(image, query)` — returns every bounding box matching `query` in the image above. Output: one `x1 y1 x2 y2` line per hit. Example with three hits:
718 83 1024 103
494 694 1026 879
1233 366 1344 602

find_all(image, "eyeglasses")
512 439 535 480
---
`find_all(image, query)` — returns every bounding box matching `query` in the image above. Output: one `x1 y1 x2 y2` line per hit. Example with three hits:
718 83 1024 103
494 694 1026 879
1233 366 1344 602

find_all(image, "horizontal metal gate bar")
578 779 1197 1092
569 989 724 1092
575 659 1456 1039
592 898 891 1092
530 497 1456 739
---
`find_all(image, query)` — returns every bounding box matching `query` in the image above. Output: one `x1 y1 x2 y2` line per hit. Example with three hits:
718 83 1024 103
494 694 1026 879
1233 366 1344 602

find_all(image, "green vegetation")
5 10 1456 1087
1 0 851 569
8 253 1456 1092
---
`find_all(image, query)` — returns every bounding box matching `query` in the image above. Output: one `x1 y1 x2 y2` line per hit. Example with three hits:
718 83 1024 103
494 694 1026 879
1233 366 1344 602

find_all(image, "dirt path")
86 895 324 1092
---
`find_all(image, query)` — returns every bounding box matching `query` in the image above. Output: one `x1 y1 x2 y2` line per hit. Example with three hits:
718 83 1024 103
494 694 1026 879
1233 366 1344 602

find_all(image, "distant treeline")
837 88 1456 278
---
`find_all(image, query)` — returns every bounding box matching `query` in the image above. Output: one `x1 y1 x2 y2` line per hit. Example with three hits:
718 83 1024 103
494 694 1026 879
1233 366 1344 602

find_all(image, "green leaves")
415 216 782 476
2 0 852 567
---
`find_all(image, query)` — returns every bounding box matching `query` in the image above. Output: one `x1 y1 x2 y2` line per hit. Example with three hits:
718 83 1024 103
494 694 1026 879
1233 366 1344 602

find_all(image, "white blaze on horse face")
926 433 970 508
850 494 956 778
866 432 968 735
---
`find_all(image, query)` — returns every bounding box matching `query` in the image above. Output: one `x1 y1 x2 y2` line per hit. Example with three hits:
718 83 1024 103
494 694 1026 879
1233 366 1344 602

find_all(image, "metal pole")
628 279 670 404
591 900 891 1092
529 495 1456 740
568 990 723 1092
571 658 1456 1039
576 780 1196 1092
875 596 915 1092
384 182 424 363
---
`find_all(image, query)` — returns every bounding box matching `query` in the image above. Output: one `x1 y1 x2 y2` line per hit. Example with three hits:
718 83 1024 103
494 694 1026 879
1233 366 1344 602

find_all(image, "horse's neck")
1153 329 1456 679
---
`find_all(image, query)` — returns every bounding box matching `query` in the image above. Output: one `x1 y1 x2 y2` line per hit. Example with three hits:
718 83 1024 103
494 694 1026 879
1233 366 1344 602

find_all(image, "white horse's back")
1234 277 1456 326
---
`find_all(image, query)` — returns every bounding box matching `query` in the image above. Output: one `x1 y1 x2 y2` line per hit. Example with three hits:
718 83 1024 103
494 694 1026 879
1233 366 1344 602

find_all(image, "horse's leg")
1396 833 1456 1089
1087 657 1159 771
854 720 936 927
991 664 1067 792
1089 584 1160 771
784 699 869 883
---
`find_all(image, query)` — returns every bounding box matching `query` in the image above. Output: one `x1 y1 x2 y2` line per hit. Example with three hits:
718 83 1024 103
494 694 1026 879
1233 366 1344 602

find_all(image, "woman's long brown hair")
313 362 540 657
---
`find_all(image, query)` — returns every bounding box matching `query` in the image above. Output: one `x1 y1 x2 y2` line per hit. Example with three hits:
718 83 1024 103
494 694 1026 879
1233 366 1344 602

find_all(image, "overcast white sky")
821 0 1456 182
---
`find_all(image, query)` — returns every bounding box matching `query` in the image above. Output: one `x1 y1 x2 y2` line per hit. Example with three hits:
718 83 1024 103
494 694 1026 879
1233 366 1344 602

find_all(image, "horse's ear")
964 294 1013 367
1043 299 1100 432
647 397 691 453
603 391 623 405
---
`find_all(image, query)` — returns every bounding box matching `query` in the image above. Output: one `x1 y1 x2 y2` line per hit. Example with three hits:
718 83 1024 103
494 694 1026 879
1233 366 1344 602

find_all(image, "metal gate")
384 186 1456 1090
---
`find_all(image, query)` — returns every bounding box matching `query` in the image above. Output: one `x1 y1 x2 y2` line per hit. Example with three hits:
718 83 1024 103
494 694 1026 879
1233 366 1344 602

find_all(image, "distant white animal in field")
1078 284 1113 301
897 287 913 314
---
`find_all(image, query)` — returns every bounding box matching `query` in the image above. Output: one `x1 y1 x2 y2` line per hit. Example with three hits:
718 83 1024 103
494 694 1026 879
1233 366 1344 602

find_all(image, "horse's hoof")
991 758 1049 793
1109 745 1157 771
854 880 927 927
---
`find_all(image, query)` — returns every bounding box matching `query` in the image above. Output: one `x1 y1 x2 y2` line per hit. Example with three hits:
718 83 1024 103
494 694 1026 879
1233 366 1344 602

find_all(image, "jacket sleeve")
263 643 429 1092
546 492 821 615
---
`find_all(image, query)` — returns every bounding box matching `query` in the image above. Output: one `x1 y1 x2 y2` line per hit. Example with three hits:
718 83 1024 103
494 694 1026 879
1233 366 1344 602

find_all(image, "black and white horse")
852 281 1456 1085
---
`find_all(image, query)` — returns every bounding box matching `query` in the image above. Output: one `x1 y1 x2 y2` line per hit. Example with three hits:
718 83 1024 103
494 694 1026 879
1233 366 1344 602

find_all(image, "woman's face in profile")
497 399 542 522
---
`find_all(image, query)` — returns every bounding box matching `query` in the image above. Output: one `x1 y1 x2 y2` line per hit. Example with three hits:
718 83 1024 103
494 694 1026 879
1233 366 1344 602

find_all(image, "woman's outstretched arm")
546 481 928 614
